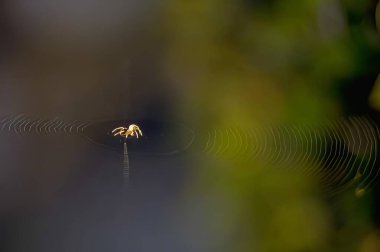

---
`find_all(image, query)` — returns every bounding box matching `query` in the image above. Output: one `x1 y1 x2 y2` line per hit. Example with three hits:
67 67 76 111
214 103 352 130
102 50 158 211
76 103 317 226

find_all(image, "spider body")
112 124 143 139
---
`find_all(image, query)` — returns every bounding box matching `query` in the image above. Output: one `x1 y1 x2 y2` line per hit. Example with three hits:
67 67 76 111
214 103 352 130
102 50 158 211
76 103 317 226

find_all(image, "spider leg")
112 127 126 134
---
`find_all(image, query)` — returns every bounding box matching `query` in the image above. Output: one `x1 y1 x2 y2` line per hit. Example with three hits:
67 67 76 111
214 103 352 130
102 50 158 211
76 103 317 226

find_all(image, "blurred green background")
160 0 380 251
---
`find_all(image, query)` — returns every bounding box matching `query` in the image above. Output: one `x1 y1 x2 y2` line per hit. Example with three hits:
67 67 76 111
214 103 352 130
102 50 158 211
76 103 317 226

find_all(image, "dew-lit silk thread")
202 117 380 195
123 142 130 182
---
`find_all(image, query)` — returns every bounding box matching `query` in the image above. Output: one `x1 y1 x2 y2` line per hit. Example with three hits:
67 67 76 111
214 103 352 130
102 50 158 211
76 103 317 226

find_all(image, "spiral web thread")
202 117 380 196
0 114 89 135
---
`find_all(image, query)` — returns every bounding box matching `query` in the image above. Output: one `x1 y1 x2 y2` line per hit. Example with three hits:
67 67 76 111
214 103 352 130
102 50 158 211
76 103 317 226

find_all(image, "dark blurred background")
0 0 379 251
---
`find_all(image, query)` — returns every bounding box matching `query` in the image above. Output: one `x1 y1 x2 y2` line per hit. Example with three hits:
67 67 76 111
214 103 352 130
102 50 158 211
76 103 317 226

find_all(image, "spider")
112 124 143 139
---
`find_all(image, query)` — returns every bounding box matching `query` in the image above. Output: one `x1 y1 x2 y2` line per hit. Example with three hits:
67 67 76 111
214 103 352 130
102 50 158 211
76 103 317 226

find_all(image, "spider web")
1 112 379 196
